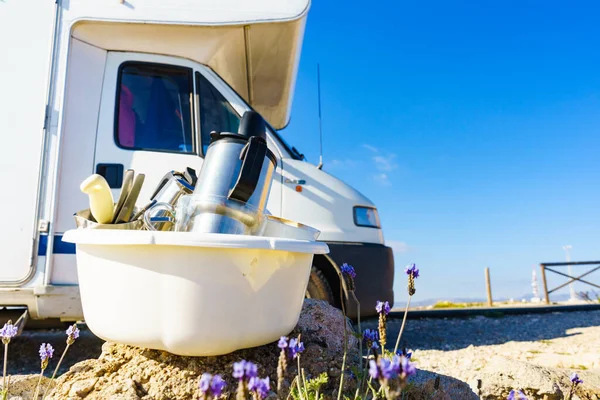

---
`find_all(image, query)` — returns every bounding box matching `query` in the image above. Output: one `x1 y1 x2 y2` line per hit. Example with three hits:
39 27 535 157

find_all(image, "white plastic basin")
62 229 329 356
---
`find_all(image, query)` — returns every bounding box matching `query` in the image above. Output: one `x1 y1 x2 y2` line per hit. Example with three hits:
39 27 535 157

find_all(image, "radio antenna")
316 63 324 170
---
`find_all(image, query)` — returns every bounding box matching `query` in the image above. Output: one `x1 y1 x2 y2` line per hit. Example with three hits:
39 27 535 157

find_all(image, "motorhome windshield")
203 67 304 160
266 124 305 161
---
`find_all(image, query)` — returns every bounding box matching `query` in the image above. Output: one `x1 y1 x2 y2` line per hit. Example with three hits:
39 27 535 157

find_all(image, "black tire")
305 266 335 304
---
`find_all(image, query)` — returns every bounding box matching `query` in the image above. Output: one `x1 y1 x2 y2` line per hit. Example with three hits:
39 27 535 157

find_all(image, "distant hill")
393 292 575 309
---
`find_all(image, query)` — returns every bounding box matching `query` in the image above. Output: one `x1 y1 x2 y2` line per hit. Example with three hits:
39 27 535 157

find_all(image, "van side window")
116 63 194 153
196 72 241 154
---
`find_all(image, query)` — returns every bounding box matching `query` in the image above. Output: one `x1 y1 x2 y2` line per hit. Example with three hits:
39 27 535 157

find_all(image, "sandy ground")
364 309 600 386
4 309 600 382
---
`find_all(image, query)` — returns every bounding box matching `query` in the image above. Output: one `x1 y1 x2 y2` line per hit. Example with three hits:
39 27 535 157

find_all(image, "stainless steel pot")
188 111 277 234
145 171 195 231
74 208 144 230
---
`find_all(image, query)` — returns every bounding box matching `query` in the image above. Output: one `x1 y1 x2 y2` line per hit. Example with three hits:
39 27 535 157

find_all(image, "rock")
68 377 98 397
406 369 479 400
0 374 51 400
46 299 359 399
472 356 600 399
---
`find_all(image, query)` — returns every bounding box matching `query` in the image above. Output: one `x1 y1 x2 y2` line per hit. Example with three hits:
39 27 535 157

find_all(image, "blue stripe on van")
38 235 76 256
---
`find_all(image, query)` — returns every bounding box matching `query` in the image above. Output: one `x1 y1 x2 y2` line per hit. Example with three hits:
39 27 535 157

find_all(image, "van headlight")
353 206 381 228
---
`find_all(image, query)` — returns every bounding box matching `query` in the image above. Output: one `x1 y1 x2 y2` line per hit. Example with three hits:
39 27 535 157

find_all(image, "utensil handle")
143 202 175 231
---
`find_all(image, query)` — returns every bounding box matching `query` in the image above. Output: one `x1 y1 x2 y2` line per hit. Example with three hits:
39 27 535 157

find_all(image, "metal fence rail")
540 261 600 304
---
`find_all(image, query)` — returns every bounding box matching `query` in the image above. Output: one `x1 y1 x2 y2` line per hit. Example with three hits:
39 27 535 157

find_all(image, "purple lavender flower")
199 373 226 397
341 263 356 279
507 389 528 400
66 324 80 345
0 322 17 344
39 343 54 361
233 360 258 380
288 338 297 350
233 361 246 379
376 301 391 316
405 264 419 279
66 324 80 340
362 329 379 350
277 336 288 349
368 359 379 379
244 362 258 379
248 376 270 400
210 375 226 397
570 372 583 385
199 373 212 393
363 329 379 343
286 338 305 359
39 343 54 370
379 358 399 380
400 355 416 378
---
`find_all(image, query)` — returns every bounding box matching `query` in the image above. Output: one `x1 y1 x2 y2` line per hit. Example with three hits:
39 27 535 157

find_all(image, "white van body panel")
64 0 309 25
55 39 108 235
0 0 56 284
281 160 384 244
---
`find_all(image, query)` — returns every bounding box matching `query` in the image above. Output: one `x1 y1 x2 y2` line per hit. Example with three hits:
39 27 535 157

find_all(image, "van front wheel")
305 266 334 304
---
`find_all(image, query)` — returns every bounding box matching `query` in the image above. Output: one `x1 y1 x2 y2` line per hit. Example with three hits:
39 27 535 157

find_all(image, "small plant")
375 301 390 349
198 373 226 400
393 264 419 354
0 321 17 400
351 264 419 399
289 372 327 400
367 350 416 399
276 335 304 396
338 263 358 400
248 376 270 400
233 360 259 399
32 343 54 399
566 372 583 400
42 323 80 399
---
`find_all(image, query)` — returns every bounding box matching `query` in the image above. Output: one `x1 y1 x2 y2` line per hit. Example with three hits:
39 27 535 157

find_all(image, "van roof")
65 0 310 129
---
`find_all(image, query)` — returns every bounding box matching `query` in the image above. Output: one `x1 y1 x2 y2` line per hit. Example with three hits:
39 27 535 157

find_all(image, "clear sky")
280 1 600 303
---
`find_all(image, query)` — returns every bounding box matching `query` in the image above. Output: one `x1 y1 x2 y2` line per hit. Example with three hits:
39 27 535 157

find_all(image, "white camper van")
0 0 394 321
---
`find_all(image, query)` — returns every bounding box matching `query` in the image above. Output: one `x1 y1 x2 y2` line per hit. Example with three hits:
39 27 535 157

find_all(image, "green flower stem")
42 343 70 399
365 376 377 399
566 382 575 400
354 347 371 399
351 291 363 375
2 343 7 397
32 369 45 400
393 295 412 355
337 280 349 400
296 356 305 400
287 376 298 400
300 366 309 399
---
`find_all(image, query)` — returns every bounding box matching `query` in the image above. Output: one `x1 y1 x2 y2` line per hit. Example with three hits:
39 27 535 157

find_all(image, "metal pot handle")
143 202 176 231
228 136 268 203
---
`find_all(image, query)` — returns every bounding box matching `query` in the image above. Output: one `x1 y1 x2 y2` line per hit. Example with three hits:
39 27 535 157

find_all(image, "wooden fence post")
540 264 550 304
485 267 493 307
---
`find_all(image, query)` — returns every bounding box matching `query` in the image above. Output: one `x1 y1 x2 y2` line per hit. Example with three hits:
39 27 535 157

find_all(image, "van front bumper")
325 242 395 319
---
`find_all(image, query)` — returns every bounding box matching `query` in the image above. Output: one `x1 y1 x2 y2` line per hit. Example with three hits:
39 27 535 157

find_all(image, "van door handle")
284 179 306 185
96 163 124 188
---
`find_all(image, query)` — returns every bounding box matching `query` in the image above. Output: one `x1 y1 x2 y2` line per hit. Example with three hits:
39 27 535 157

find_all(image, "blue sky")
280 1 600 302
